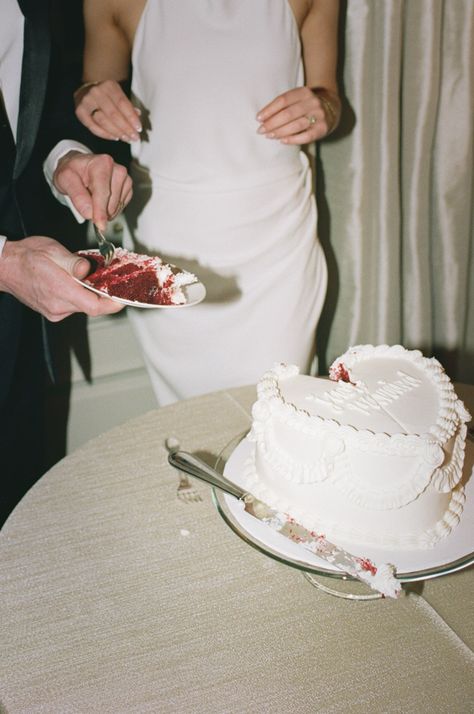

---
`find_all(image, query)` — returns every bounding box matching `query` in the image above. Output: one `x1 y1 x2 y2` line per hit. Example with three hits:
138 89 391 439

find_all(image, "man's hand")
53 151 133 232
0 237 124 321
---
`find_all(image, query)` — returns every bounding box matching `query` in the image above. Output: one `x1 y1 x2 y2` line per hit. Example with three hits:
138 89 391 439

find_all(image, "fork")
165 437 203 503
93 223 115 266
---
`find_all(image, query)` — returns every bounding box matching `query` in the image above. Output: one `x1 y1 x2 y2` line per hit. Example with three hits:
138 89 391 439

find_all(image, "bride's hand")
74 80 143 143
256 86 340 145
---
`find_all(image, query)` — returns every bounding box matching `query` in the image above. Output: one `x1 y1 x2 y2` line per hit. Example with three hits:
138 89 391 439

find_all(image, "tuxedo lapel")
14 0 51 180
12 0 55 383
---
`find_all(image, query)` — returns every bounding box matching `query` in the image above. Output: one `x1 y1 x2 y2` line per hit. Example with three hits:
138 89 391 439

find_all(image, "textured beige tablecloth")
1 386 474 714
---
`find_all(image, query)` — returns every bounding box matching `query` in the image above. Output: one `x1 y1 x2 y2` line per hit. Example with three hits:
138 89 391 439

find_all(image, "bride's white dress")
124 0 328 404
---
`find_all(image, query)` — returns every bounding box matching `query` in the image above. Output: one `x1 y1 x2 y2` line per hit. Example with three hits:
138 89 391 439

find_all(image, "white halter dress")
124 0 327 404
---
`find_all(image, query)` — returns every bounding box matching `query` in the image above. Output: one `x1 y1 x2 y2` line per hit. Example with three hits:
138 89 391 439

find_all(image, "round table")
1 385 473 713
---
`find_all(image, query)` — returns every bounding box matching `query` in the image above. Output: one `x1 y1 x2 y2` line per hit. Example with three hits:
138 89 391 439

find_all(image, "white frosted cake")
245 345 471 550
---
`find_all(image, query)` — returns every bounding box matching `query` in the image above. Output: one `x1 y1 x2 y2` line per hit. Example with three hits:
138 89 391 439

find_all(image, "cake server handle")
167 449 247 500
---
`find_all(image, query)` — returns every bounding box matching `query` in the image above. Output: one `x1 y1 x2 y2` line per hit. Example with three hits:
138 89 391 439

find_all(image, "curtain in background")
316 0 473 383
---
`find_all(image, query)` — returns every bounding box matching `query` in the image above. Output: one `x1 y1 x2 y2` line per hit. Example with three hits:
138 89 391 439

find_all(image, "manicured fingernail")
134 122 142 132
257 125 266 134
265 132 275 139
256 113 262 121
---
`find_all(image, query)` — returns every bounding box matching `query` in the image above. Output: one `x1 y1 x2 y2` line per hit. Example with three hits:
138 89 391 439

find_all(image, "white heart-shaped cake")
245 345 471 549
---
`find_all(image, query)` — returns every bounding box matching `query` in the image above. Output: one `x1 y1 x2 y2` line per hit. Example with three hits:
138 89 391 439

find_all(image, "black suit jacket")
0 0 88 406
1 0 50 237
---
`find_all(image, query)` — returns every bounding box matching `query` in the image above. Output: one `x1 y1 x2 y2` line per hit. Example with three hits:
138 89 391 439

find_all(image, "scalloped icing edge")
254 427 438 509
431 423 468 493
243 449 467 550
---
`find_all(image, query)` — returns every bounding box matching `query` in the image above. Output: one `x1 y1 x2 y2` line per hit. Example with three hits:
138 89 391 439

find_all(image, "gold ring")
308 115 317 126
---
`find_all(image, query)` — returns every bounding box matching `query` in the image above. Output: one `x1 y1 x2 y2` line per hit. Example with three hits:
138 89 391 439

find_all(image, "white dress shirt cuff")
43 140 92 224
0 235 7 258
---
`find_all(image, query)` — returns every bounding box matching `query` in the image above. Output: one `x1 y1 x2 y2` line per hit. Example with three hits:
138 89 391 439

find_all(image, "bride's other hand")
256 86 340 145
74 79 142 143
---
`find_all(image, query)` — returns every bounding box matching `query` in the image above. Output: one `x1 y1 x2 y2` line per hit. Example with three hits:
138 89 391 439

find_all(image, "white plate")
75 250 206 309
214 435 474 583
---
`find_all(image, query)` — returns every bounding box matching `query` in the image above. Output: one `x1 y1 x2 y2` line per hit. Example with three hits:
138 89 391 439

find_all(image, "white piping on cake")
243 448 467 550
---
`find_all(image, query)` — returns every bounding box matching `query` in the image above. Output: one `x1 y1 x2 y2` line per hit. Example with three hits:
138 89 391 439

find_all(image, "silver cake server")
167 448 401 599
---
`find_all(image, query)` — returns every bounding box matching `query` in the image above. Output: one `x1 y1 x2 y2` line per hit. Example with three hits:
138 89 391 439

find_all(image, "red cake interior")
79 252 179 305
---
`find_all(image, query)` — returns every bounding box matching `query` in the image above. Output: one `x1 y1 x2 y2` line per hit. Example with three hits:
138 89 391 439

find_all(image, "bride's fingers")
256 95 286 123
90 105 138 143
279 127 322 145
256 87 310 122
75 100 118 141
257 101 305 134
257 99 321 134
99 85 142 141
75 81 142 142
256 91 339 144
261 115 321 141
257 96 320 135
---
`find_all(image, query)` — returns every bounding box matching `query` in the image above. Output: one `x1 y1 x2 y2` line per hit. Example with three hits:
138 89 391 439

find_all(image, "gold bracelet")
74 81 99 98
311 88 340 134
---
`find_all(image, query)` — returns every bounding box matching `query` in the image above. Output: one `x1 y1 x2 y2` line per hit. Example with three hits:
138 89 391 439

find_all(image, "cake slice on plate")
79 248 197 305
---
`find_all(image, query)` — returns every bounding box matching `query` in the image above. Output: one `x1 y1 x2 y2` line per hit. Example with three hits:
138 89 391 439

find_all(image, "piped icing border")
243 447 467 550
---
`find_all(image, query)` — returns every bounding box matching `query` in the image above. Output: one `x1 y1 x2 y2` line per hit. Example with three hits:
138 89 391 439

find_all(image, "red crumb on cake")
329 362 352 383
78 248 196 305
355 557 377 576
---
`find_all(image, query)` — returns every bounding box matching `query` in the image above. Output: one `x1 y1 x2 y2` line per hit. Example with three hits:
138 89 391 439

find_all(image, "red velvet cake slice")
79 248 197 305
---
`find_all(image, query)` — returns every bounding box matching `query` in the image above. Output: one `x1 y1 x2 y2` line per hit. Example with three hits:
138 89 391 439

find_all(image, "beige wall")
67 312 157 452
46 310 157 463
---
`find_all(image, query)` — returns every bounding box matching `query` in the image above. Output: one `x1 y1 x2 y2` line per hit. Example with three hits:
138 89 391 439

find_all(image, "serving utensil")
166 440 401 598
93 223 115 266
